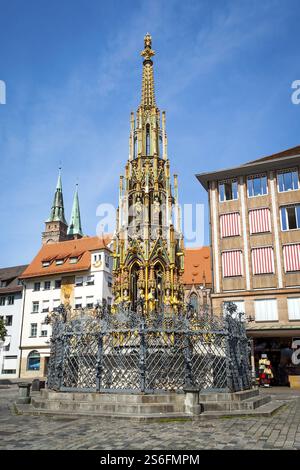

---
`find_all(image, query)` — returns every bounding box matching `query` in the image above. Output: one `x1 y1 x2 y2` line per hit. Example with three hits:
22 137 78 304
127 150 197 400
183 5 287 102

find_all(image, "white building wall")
0 292 23 378
20 248 112 378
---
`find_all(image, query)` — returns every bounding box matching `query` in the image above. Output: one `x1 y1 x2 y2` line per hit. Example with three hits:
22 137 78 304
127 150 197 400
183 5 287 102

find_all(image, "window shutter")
220 212 240 237
283 244 300 272
249 208 271 234
255 299 278 321
252 247 274 274
222 250 243 277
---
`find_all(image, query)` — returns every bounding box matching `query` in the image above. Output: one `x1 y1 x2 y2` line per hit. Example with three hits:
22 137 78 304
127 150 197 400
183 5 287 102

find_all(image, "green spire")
67 184 83 237
47 168 67 225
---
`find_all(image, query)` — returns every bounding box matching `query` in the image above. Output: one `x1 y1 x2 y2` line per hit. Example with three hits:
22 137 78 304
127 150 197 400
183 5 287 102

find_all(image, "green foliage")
0 317 7 341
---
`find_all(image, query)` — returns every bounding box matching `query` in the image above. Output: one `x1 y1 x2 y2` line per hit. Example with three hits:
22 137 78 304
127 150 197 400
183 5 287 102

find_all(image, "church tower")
113 34 184 313
67 184 83 239
42 169 68 244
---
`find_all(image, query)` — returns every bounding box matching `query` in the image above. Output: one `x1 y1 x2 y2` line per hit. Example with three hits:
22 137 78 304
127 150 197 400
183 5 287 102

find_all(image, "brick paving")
1 386 300 450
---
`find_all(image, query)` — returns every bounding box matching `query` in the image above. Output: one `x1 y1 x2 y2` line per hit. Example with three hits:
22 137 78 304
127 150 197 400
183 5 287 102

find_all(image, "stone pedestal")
183 386 202 415
17 383 31 404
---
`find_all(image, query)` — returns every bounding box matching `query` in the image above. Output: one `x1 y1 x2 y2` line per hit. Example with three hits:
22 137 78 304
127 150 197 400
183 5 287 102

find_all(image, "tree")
0 317 7 342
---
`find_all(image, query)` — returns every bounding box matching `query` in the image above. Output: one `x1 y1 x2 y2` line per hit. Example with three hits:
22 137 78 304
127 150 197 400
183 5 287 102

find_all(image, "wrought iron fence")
47 302 252 393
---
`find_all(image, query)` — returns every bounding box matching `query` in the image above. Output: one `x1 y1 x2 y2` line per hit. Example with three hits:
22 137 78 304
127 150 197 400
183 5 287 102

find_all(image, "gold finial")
141 33 155 61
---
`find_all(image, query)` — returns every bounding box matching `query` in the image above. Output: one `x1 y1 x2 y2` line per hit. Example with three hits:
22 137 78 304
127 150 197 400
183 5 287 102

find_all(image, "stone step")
40 389 181 404
198 388 259 403
14 400 285 421
31 397 182 414
198 400 285 419
15 404 191 422
201 395 271 412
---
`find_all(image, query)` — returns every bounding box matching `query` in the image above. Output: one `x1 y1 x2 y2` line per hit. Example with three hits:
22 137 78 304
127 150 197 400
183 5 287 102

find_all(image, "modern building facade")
19 236 112 378
197 146 300 383
0 265 27 378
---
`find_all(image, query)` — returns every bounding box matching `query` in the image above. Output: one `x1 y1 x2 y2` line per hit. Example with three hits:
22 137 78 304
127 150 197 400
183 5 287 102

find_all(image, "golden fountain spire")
113 34 184 314
140 33 156 107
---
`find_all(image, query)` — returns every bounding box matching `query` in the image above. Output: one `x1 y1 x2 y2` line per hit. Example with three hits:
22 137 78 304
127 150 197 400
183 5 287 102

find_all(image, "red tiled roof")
182 247 212 286
20 235 112 279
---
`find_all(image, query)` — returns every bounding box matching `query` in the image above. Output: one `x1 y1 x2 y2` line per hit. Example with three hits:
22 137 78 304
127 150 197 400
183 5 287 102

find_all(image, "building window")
30 323 38 337
5 316 12 326
42 301 49 313
223 301 245 320
27 350 40 371
86 296 94 308
255 299 278 322
40 324 48 337
288 298 300 320
53 300 60 311
107 297 112 306
44 281 51 290
278 169 299 192
0 280 8 287
247 174 268 197
75 277 83 287
69 257 78 264
251 247 274 275
0 297 5 306
283 244 300 272
220 212 240 238
219 179 238 202
86 275 94 286
75 297 82 308
33 282 41 291
55 280 61 289
105 255 110 268
7 296 14 305
280 205 300 231
222 250 243 277
42 261 50 267
108 278 113 288
249 208 271 234
32 301 39 313
55 259 64 265
93 254 101 263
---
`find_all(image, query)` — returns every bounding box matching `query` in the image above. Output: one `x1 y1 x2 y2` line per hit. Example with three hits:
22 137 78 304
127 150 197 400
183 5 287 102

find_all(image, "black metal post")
96 333 103 392
184 333 193 388
139 317 146 392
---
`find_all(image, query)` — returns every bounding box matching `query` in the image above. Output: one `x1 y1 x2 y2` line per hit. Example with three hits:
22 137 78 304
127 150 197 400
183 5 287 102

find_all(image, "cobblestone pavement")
1 386 300 450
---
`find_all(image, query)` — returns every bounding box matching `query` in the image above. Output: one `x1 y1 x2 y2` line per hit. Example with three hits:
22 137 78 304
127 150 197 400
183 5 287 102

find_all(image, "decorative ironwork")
47 303 252 393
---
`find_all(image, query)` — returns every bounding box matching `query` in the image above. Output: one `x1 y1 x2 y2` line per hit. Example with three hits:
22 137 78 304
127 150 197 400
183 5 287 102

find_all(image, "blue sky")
1 0 300 267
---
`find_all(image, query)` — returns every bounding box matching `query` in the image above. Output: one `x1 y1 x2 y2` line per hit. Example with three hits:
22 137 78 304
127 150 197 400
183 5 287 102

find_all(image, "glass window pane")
292 170 299 190
232 180 238 199
281 207 287 230
219 183 225 202
287 206 297 229
284 172 293 191
225 182 232 200
261 175 267 195
296 205 300 229
253 177 261 196
278 173 284 192
247 178 253 197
